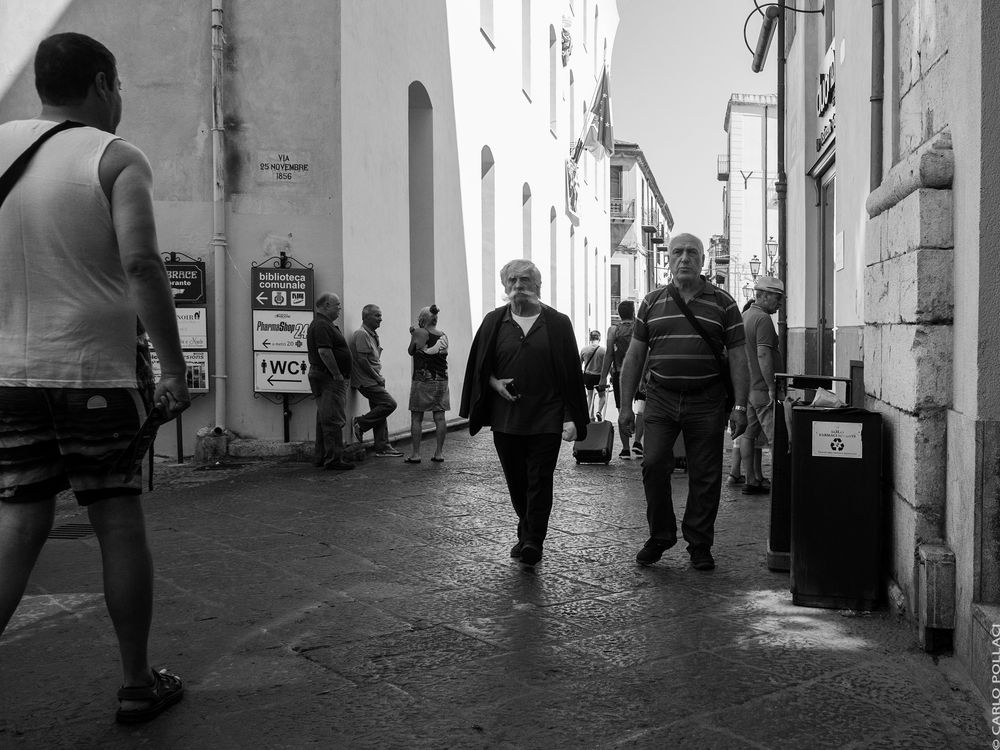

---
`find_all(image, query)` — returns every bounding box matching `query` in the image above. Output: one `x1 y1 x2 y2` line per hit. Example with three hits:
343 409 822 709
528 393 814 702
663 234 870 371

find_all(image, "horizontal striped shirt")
634 283 745 391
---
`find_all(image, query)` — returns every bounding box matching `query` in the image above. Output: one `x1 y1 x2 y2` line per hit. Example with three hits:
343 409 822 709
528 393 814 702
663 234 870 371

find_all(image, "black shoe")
510 541 523 559
324 461 354 471
618 448 632 460
690 547 716 571
519 543 542 566
636 538 675 565
632 443 644 458
742 483 769 495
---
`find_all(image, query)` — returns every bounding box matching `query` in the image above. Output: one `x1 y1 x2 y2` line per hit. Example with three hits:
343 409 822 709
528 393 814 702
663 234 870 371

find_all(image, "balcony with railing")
717 154 730 181
642 207 660 233
710 236 730 265
610 198 635 221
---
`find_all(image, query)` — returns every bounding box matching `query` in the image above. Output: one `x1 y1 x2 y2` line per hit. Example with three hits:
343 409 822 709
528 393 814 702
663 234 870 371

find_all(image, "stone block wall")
864 133 954 614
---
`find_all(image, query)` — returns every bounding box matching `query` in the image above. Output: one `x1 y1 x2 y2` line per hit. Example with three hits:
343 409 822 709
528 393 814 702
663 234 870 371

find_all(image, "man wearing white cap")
740 276 784 495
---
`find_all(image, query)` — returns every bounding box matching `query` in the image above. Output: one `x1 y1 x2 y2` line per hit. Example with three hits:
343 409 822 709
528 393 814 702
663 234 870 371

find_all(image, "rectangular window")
825 0 836 50
481 0 495 46
610 165 621 200
610 264 621 317
522 0 532 97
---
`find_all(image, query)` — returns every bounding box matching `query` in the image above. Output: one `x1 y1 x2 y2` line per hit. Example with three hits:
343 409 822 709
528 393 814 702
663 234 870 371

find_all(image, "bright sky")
611 0 777 242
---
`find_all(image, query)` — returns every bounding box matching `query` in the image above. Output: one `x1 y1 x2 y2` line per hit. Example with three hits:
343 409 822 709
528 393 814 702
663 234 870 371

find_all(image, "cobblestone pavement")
1 427 988 749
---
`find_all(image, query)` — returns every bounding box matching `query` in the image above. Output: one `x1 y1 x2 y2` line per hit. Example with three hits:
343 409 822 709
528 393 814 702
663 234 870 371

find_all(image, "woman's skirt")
408 377 450 413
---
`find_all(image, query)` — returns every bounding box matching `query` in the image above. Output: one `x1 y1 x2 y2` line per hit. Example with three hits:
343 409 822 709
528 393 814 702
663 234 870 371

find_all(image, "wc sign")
253 353 310 393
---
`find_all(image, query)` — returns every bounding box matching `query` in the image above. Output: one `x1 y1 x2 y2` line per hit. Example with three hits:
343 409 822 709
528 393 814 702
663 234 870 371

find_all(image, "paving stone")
2 428 988 748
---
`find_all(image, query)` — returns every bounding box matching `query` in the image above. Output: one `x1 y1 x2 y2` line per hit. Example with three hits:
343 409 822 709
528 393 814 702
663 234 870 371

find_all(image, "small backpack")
611 319 634 371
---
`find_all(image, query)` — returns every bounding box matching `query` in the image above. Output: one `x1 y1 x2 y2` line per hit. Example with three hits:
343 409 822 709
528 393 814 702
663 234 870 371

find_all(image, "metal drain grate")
48 522 95 540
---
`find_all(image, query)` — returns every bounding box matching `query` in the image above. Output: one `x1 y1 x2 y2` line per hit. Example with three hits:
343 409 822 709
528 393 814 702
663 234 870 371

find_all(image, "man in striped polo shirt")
618 233 750 571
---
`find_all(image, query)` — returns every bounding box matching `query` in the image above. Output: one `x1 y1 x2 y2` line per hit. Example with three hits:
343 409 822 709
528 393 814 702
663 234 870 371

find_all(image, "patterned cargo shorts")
0 387 146 505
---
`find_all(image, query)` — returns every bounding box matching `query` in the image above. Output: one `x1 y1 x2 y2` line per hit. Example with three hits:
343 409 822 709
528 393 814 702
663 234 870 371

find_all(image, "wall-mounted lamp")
751 6 780 72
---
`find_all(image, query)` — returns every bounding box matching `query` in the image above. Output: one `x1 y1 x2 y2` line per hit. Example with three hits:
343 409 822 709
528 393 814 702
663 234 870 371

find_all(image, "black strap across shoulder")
665 284 736 410
0 120 85 208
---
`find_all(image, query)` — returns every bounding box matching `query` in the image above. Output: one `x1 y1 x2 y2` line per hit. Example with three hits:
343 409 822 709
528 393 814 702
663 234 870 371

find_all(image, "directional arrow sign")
254 352 310 393
165 260 206 305
251 267 313 310
252 310 311 352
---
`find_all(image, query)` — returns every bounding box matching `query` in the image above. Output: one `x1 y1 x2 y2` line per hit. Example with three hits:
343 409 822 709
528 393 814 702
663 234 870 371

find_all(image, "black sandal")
115 667 184 724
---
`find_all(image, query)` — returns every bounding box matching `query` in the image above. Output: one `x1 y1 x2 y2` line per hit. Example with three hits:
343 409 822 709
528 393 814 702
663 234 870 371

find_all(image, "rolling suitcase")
573 420 614 464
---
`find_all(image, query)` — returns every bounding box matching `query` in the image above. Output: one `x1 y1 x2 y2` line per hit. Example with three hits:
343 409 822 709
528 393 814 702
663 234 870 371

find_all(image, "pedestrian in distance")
739 276 785 495
405 304 449 463
460 260 589 566
580 329 607 422
350 304 404 457
727 299 760 486
0 32 190 723
308 293 354 471
600 299 641 458
618 233 749 571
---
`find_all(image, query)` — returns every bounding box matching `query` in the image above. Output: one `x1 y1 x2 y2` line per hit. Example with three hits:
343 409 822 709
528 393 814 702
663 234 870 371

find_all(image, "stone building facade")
781 0 999 699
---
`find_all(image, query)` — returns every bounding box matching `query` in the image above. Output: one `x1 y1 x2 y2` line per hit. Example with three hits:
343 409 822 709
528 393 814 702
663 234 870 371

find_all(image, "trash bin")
767 374 853 572
789 405 883 610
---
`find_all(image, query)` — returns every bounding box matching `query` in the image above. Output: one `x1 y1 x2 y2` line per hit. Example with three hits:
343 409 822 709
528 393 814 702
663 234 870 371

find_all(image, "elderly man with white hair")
618 233 750 571
460 260 589 567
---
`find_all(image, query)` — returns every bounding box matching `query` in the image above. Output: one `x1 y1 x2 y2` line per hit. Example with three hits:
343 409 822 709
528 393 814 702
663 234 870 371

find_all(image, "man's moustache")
504 290 539 302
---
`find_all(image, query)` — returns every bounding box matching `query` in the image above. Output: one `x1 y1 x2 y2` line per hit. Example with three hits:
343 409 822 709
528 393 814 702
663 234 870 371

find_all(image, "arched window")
408 82 434 322
522 183 532 260
549 25 558 135
521 0 531 97
569 227 576 321
549 207 558 306
569 71 576 150
594 5 600 77
481 146 496 314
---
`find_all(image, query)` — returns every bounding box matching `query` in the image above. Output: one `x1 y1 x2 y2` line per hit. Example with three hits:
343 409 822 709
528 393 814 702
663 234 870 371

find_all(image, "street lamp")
765 235 778 274
749 255 761 280
742 283 752 301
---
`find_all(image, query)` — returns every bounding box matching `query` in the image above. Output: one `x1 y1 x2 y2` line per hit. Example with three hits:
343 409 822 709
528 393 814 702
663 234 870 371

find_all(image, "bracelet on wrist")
732 405 747 412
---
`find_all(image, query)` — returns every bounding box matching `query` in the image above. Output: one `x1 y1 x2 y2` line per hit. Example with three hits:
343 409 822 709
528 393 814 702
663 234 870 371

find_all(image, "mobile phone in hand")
504 381 520 400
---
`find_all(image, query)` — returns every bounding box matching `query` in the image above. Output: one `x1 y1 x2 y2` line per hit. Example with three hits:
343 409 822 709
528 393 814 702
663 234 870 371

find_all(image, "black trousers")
492 431 562 548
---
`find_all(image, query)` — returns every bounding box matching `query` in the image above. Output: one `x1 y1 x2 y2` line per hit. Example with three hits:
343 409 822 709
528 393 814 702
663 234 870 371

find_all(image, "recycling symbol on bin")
830 438 845 452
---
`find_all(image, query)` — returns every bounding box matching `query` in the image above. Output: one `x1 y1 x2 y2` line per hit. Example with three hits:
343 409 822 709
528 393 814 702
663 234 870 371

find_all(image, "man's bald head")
667 233 704 255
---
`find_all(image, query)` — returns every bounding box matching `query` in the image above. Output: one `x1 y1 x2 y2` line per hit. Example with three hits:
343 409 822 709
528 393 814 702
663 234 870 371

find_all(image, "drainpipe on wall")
776 0 788 359
870 0 885 191
210 0 228 433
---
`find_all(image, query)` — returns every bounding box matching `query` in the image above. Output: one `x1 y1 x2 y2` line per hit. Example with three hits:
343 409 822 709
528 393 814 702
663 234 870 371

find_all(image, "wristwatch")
732 405 747 412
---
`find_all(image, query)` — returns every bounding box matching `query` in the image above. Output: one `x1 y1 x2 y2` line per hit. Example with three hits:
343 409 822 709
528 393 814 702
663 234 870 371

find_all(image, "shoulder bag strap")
0 121 85 208
666 284 735 408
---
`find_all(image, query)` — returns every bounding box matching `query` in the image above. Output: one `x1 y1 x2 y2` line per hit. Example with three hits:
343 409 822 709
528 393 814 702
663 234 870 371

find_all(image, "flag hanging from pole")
582 65 614 159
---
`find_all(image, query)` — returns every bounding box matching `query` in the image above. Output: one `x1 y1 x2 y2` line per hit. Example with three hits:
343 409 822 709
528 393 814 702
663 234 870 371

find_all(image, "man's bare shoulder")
99 139 152 195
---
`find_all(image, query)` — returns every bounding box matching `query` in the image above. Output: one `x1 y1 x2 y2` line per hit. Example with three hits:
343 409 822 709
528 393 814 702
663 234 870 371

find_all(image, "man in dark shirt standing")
308 293 354 470
619 233 749 571
460 260 589 566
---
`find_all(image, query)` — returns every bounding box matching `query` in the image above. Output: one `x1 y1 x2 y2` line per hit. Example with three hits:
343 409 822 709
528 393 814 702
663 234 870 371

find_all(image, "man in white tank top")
0 33 189 724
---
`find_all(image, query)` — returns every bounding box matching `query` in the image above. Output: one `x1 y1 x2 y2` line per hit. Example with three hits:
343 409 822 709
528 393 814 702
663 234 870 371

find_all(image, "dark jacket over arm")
460 304 589 440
